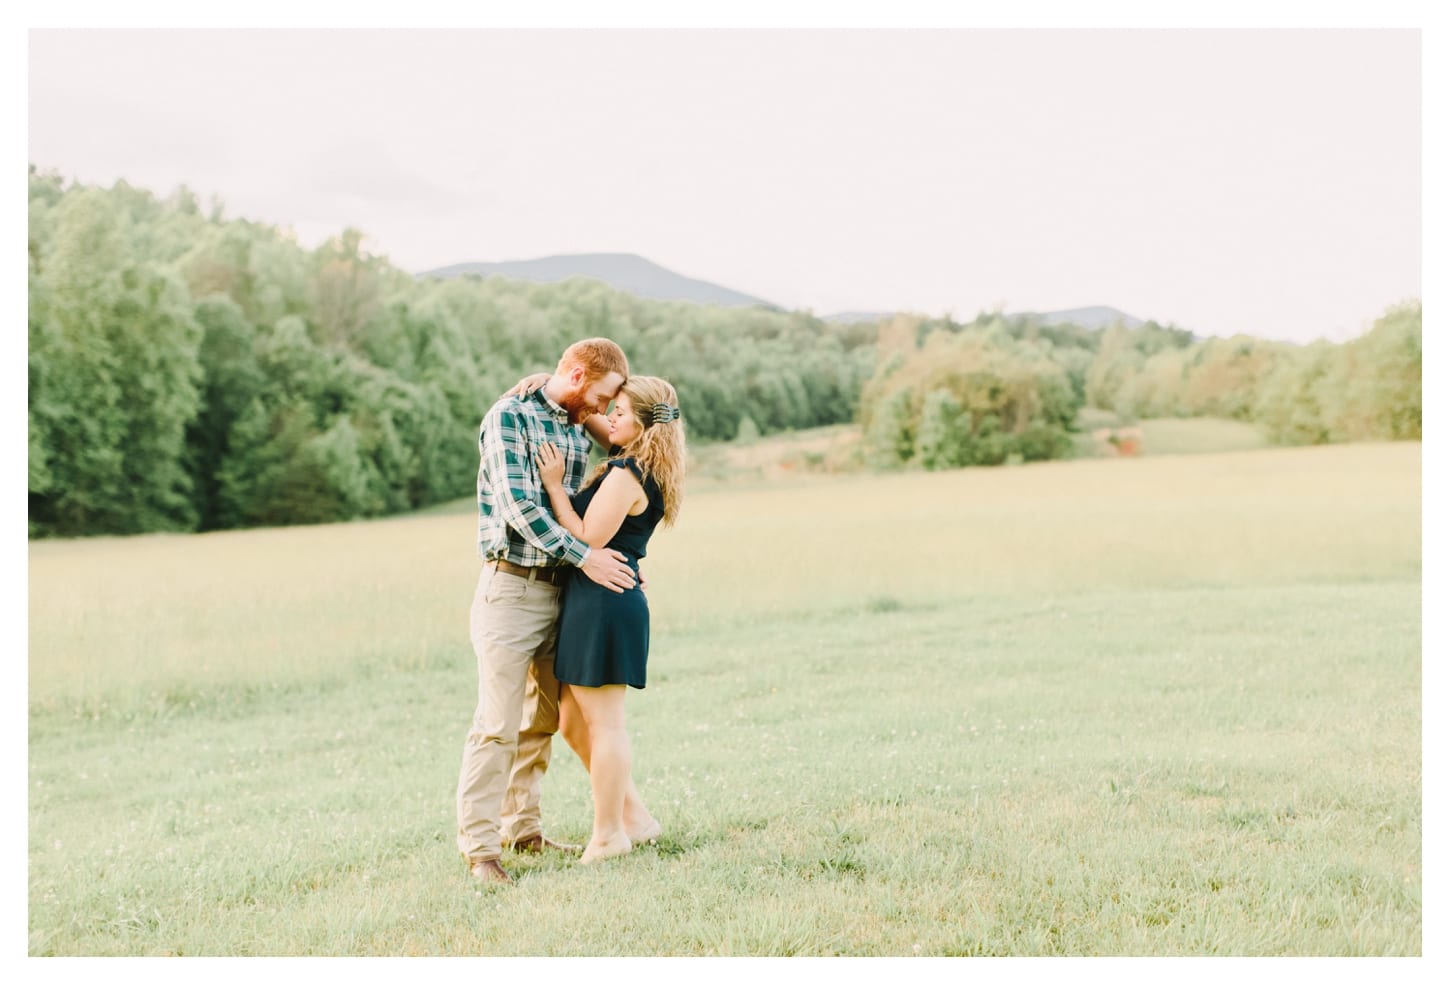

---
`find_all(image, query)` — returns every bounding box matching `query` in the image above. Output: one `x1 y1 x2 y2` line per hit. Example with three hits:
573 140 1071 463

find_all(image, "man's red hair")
557 338 629 381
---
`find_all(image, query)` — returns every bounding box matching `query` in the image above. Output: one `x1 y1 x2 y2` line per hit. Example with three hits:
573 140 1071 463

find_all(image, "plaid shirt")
476 388 592 567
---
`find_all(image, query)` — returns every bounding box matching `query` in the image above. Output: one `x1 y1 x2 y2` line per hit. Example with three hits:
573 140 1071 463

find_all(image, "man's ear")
568 365 587 387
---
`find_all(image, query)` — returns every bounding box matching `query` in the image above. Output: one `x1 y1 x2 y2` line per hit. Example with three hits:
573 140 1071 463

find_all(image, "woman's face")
607 392 644 447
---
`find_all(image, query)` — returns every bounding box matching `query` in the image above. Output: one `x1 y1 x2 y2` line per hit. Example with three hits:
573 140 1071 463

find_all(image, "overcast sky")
27 27 1421 343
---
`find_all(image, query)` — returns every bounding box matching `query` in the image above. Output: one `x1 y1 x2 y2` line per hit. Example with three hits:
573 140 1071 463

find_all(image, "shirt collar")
533 387 572 424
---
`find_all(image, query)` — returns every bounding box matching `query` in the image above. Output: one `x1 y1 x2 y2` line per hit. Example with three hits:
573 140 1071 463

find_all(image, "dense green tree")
1115 347 1189 419
859 322 1080 470
186 296 266 529
217 398 343 527
1253 341 1336 445
1321 302 1421 441
863 387 916 468
1085 325 1145 411
1099 307 1419 445
28 186 202 535
1177 336 1280 420
915 389 968 470
26 170 1422 536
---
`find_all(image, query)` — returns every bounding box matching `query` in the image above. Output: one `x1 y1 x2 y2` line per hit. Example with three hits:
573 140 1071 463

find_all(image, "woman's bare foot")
627 816 662 844
580 832 632 864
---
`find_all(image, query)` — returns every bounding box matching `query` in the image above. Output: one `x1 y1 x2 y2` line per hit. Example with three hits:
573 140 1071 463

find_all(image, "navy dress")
554 458 665 689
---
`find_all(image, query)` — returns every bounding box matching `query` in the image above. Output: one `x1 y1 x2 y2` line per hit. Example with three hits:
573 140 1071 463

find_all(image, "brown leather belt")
490 559 569 585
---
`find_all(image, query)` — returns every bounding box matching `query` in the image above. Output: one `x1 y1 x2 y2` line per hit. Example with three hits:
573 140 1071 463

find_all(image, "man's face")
561 370 625 424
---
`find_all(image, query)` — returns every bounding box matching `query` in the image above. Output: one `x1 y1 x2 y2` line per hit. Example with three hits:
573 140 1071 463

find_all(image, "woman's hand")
504 373 551 398
535 441 566 488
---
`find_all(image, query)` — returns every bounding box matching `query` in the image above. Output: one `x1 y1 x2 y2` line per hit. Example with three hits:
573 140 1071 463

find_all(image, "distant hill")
419 253 1148 330
1014 306 1145 329
418 253 780 309
824 305 1146 329
823 311 895 324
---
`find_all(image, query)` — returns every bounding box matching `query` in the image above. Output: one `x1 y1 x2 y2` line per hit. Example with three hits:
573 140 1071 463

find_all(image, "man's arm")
482 405 634 590
482 404 591 564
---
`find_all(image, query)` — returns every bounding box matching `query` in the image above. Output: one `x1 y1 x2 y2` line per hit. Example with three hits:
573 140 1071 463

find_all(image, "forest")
27 169 1422 538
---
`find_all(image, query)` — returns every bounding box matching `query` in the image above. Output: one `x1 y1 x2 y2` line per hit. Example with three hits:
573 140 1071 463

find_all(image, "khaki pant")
456 566 564 862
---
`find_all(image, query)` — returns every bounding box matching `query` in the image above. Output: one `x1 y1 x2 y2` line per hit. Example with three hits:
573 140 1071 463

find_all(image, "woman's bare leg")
568 683 634 862
560 684 660 843
558 683 591 765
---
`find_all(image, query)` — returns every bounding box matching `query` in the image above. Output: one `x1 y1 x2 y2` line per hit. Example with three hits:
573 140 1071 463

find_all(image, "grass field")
689 414 1272 488
27 442 1422 956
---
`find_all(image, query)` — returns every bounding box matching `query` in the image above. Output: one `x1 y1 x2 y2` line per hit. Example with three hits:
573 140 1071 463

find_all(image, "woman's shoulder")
607 456 646 483
608 457 663 505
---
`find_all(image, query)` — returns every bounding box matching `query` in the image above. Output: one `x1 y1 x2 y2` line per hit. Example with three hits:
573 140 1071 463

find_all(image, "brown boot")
509 833 583 854
467 857 513 884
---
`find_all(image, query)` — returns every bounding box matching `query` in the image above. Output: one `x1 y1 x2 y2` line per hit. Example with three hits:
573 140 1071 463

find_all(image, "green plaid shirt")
476 388 592 568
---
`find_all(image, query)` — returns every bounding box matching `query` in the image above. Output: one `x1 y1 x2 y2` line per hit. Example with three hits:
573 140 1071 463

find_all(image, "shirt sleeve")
482 404 592 566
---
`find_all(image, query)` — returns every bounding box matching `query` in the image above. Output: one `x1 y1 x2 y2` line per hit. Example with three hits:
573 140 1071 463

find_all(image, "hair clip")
649 402 681 424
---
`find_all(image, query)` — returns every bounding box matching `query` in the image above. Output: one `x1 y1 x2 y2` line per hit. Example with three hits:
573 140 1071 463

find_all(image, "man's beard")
557 384 594 424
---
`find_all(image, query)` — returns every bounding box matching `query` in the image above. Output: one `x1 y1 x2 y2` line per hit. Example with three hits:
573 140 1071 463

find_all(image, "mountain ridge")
419 252 779 309
419 252 1148 329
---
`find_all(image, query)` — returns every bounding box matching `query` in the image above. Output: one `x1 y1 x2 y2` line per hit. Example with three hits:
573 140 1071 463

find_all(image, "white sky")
25 23 1422 344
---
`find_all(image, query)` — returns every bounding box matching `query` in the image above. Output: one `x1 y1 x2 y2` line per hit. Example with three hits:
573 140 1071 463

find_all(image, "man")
456 337 636 885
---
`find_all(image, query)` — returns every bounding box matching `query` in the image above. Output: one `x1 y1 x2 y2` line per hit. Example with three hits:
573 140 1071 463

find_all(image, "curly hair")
583 375 686 527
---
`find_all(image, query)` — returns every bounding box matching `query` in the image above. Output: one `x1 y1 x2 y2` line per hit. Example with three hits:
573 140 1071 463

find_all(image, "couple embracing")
455 338 685 885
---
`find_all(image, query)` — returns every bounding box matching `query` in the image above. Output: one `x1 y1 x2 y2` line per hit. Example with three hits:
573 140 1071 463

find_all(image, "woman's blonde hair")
584 375 685 527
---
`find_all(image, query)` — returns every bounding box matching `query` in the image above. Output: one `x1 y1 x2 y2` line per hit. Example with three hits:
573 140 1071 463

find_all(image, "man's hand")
581 548 636 593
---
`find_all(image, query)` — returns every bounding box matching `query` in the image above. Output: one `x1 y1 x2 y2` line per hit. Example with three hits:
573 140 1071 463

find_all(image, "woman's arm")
582 414 611 449
503 372 551 398
536 446 647 548
504 374 611 449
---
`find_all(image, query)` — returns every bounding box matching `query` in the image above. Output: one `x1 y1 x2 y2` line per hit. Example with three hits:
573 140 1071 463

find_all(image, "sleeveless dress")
553 458 665 689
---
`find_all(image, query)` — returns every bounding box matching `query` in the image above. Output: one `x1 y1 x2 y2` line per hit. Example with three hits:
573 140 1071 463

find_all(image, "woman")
535 376 685 863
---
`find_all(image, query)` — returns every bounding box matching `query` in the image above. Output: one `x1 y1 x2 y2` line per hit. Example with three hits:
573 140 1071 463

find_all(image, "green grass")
688 424 862 488
28 442 1421 955
690 415 1271 484
1136 417 1272 456
1070 412 1270 458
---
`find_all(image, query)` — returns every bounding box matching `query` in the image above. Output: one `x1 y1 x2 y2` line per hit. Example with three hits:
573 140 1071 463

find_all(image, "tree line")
857 302 1420 470
26 170 872 537
28 169 1421 536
